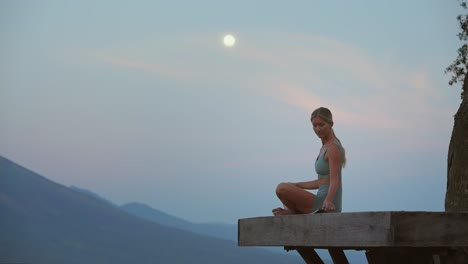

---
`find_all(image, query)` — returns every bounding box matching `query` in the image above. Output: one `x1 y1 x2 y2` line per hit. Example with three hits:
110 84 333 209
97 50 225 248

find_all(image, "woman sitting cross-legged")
272 107 346 215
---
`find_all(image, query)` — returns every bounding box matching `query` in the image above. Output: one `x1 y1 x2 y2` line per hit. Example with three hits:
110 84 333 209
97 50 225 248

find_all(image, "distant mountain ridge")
66 186 239 242
120 202 238 241
66 172 366 263
0 155 299 264
68 184 301 259
69 185 116 206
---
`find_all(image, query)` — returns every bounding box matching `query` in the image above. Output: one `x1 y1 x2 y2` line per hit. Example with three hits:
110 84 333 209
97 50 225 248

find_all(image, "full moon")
223 34 236 47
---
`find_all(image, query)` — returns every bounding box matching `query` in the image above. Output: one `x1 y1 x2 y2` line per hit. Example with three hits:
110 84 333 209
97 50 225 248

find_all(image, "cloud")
232 34 405 129
265 80 403 129
268 35 448 128
94 53 190 81
227 33 455 155
237 34 392 91
86 32 453 150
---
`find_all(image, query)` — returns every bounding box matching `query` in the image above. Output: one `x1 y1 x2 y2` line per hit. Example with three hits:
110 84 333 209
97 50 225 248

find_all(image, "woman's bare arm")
323 144 341 211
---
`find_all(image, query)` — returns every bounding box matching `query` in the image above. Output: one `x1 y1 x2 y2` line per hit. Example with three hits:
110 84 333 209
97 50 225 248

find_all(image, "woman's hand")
322 200 336 212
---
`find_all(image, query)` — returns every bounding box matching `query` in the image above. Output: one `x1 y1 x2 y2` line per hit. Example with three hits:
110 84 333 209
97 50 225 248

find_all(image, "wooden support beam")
284 246 350 264
328 249 349 264
295 247 324 264
365 248 439 264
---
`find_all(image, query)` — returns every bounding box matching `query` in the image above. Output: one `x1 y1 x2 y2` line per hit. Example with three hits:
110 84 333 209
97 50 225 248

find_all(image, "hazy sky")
1 1 464 223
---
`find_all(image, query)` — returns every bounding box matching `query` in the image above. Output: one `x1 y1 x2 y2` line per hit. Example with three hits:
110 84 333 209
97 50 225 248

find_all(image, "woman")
272 107 346 215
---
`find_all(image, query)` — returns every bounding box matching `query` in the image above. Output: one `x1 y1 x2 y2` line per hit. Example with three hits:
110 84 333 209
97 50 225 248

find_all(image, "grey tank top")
315 141 343 179
313 140 344 212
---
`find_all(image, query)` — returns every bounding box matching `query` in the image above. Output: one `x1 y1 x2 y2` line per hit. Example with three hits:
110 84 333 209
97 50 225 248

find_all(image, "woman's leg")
273 182 315 215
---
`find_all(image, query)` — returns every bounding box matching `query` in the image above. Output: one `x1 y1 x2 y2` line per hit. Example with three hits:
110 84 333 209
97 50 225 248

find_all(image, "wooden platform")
238 211 468 263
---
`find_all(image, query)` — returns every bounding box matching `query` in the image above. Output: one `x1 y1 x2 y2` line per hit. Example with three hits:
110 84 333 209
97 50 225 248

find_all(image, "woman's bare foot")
272 207 293 216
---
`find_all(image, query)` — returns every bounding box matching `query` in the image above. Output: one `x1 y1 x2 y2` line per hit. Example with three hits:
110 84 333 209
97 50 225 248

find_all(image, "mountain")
120 202 308 261
120 203 365 263
0 155 299 264
69 185 116 206
120 202 238 241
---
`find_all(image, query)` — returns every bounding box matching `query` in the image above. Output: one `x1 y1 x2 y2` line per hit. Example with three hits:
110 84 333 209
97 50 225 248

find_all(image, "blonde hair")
311 107 346 168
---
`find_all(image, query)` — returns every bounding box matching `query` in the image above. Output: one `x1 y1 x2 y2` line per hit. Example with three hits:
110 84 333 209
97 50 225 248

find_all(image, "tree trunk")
444 73 468 263
445 73 468 212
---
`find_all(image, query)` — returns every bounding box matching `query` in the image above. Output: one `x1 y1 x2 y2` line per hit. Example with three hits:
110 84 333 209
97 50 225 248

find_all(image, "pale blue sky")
1 1 463 223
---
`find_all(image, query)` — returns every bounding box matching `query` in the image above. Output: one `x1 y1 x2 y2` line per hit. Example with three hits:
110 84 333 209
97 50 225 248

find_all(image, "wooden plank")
238 211 468 248
239 212 392 247
391 211 468 247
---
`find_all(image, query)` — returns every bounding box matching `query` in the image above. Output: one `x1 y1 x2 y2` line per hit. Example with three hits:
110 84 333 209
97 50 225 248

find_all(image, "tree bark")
444 72 468 264
445 73 468 212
